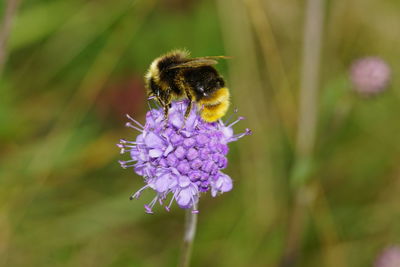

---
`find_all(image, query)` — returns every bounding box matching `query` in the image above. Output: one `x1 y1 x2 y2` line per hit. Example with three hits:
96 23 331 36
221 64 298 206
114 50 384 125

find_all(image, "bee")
144 49 230 122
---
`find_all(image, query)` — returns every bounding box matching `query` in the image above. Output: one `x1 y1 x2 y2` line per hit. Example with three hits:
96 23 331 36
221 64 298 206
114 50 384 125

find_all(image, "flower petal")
176 188 192 207
169 112 184 128
168 175 178 189
149 149 163 158
211 187 218 197
213 173 233 193
163 144 174 156
138 152 149 161
221 127 233 140
145 132 165 148
134 164 146 176
178 176 191 188
154 174 172 193
184 111 197 130
186 148 198 160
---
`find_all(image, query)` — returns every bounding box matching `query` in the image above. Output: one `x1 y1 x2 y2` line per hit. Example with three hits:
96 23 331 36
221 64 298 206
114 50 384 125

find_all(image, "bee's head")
144 50 189 86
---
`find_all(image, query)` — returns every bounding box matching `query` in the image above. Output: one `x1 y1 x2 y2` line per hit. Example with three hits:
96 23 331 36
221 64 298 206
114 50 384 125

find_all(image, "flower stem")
296 0 324 157
179 204 198 267
281 0 325 266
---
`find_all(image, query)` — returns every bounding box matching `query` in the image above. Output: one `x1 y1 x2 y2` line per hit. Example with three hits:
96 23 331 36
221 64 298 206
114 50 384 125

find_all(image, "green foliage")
1 0 400 266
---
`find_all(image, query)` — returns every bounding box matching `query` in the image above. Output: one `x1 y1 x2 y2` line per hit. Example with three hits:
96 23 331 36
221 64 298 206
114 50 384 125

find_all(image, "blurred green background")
1 0 400 266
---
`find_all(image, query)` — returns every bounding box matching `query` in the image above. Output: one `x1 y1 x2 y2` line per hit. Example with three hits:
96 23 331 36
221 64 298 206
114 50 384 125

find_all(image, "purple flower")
350 57 391 96
118 101 251 213
375 246 400 267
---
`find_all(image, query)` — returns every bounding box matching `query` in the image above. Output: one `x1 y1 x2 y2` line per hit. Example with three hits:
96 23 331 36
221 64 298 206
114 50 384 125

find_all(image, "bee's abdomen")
199 87 230 122
198 87 229 105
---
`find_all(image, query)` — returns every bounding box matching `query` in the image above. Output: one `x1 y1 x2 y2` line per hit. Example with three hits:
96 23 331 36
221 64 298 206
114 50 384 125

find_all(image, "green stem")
179 204 198 267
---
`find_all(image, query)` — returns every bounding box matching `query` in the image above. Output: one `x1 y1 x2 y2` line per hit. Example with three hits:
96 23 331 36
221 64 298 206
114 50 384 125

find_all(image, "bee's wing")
167 56 231 70
202 56 232 60
167 59 218 69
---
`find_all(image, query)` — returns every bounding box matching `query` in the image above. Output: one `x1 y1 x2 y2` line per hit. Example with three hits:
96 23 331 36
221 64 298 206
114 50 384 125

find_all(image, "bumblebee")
144 49 230 122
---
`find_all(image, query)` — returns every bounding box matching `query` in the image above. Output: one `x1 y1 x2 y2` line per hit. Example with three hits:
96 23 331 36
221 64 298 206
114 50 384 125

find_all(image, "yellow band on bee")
198 87 230 106
200 100 230 122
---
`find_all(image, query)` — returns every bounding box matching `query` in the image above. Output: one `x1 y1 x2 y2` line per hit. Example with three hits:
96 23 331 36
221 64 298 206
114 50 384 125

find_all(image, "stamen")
129 185 150 200
227 116 245 128
119 139 139 145
126 114 144 129
116 143 128 153
119 144 137 148
166 190 179 211
224 108 238 125
120 163 137 169
119 159 136 164
144 169 152 179
119 148 135 154
135 163 146 169
125 122 143 132
118 160 125 167
144 205 153 214
231 128 252 140
145 195 159 213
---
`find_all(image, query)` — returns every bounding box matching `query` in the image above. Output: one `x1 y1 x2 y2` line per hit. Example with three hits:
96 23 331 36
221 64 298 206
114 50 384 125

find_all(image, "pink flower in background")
375 246 400 267
350 57 391 95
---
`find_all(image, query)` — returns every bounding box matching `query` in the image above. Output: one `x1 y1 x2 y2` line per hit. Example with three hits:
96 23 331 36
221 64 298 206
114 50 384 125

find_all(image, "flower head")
118 101 250 213
375 246 400 267
350 57 391 96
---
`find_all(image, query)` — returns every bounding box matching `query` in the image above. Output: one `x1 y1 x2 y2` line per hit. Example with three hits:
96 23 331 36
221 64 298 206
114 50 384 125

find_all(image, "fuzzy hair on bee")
144 49 230 123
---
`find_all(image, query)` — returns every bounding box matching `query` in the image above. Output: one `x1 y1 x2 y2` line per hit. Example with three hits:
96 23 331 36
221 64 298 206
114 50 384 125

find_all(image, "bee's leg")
162 93 173 128
163 105 169 120
155 91 169 120
185 100 193 119
183 87 193 119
